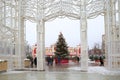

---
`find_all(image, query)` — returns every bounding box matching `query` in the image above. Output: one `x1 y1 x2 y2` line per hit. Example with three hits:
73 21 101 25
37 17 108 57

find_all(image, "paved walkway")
0 61 120 80
46 60 99 72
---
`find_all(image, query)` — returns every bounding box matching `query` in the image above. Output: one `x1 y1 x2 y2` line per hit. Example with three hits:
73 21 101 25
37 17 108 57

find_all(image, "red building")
45 44 81 57
32 44 81 57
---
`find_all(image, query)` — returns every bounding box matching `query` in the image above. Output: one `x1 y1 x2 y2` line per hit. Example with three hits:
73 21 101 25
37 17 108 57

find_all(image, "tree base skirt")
61 59 69 63
55 58 69 64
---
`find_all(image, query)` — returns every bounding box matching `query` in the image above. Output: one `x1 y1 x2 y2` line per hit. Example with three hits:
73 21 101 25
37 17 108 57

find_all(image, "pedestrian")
47 56 51 66
34 57 37 67
76 56 80 63
30 57 34 68
46 56 49 65
57 56 61 64
50 56 53 66
99 56 104 66
47 56 53 66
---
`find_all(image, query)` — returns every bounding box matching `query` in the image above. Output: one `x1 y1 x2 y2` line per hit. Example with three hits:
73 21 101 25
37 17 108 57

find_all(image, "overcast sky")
26 15 104 49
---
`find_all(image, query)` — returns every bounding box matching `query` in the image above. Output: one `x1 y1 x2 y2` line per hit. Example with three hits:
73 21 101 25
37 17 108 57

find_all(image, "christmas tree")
54 32 69 59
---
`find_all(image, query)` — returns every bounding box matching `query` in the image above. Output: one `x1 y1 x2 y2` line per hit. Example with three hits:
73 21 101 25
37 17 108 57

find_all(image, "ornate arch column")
36 19 45 71
105 0 120 70
80 0 88 71
36 0 45 71
17 0 25 69
118 0 120 41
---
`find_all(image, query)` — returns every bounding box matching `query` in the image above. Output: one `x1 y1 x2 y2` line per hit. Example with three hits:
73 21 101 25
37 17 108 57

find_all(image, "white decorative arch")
0 0 120 71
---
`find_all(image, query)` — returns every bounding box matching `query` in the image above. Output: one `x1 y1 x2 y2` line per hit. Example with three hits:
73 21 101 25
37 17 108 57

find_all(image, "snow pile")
88 67 120 75
68 66 120 75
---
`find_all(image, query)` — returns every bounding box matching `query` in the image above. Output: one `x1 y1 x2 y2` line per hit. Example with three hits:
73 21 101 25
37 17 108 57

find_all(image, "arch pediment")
44 11 80 21
25 0 105 22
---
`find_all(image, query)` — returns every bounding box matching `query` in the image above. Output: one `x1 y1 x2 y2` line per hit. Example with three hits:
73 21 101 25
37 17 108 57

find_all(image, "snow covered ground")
68 66 120 75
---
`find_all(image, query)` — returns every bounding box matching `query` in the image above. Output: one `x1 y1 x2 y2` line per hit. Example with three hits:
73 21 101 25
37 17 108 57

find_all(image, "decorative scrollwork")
0 0 107 40
23 0 106 21
86 0 105 19
0 0 18 42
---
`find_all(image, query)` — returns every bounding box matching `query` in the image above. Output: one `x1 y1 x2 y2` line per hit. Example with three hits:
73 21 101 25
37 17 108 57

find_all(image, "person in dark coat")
47 56 53 66
50 56 53 66
99 56 104 66
34 57 37 67
76 56 80 63
46 56 50 65
30 57 34 68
